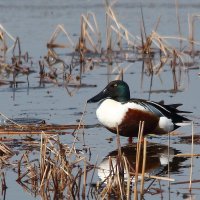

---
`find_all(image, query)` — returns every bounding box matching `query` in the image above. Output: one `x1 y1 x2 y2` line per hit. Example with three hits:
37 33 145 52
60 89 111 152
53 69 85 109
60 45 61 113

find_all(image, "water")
0 0 200 199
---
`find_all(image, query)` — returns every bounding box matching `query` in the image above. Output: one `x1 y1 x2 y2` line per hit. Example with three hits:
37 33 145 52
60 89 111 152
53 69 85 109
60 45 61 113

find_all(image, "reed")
0 112 177 200
79 12 101 53
0 172 7 199
134 121 144 200
140 138 147 198
0 24 15 62
175 0 182 50
17 133 89 198
47 24 74 50
189 121 194 191
104 0 136 50
40 0 200 97
188 14 200 54
0 141 14 168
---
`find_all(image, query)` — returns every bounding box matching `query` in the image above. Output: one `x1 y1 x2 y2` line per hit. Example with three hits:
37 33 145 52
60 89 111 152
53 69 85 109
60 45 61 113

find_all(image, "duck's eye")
110 83 117 89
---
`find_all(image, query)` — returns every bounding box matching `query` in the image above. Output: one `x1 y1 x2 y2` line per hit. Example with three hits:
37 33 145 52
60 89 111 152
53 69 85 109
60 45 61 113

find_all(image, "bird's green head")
87 80 130 103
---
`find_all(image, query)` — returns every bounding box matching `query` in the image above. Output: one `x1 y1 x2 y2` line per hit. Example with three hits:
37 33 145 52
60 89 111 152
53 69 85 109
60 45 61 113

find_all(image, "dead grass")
0 111 196 200
0 142 14 167
42 0 200 95
16 133 93 199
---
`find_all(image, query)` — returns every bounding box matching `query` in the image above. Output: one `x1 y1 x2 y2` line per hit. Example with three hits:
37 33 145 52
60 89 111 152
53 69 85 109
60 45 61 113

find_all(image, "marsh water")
0 0 200 199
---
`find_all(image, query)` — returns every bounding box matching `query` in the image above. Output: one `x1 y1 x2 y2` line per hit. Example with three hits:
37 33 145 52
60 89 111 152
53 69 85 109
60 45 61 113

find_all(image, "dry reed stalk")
0 24 15 60
39 132 47 181
87 12 100 34
134 121 144 200
85 31 97 51
123 156 131 200
140 3 148 52
99 154 121 199
116 125 121 156
17 153 38 183
82 158 87 200
175 0 182 50
17 168 31 182
39 164 49 191
189 121 194 191
110 25 135 47
87 155 99 197
0 131 65 135
140 138 147 198
188 14 200 54
80 12 101 53
0 112 24 129
1 172 7 190
101 184 110 200
105 3 112 51
0 142 14 156
69 101 87 155
17 132 94 199
175 153 200 157
12 37 21 62
116 166 123 199
116 125 127 198
46 49 60 64
149 32 190 65
105 0 137 50
167 130 171 192
172 179 200 185
0 115 94 140
188 14 195 53
111 64 130 81
171 59 178 91
0 24 15 42
146 175 175 182
47 24 74 50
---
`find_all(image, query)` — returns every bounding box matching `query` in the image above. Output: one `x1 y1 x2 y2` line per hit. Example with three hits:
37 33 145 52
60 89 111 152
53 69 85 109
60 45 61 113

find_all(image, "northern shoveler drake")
87 80 191 137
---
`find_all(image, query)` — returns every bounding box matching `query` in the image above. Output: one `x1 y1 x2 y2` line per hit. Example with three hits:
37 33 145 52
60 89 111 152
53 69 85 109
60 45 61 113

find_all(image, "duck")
87 80 191 138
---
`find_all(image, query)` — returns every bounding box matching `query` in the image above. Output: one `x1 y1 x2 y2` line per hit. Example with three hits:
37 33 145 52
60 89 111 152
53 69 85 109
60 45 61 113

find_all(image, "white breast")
96 99 147 128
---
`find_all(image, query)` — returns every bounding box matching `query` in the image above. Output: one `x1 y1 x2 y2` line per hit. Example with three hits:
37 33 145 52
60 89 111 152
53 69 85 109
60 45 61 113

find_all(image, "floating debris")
0 142 14 168
0 116 100 135
179 135 200 145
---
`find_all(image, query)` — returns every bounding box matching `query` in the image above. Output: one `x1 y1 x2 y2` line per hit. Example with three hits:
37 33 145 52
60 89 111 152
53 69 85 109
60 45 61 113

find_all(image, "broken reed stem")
116 165 124 199
189 121 194 191
87 155 98 197
39 165 48 192
123 156 130 200
129 172 175 182
168 130 171 191
116 125 121 156
0 112 24 129
0 142 14 155
40 132 47 182
82 158 87 200
175 0 182 50
116 125 124 199
140 138 147 198
105 0 112 51
140 2 147 43
175 153 200 157
134 121 144 200
70 101 87 154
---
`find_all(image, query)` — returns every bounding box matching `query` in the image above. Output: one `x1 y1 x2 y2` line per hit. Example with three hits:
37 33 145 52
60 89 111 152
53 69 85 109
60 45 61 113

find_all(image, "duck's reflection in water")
98 142 187 183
